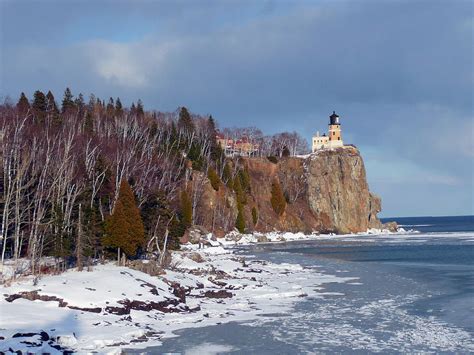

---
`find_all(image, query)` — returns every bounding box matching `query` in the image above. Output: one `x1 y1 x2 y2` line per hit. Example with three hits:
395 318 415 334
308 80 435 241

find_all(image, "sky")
1 0 473 217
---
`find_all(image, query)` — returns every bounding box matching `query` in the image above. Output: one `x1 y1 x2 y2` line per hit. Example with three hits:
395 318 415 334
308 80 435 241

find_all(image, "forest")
0 88 308 277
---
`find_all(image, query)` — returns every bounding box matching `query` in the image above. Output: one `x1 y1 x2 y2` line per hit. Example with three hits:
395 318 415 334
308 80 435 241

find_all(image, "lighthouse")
328 111 343 148
312 111 344 152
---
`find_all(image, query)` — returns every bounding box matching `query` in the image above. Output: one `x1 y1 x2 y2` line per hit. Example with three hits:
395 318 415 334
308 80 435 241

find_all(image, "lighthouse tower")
311 111 345 152
327 111 343 149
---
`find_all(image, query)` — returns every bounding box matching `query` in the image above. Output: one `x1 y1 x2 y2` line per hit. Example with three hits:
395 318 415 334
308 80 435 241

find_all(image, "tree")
46 91 59 115
136 99 144 117
115 97 123 115
106 97 115 116
103 180 145 259
61 87 75 113
223 162 233 189
233 173 246 205
16 92 30 116
235 208 245 233
207 166 221 191
270 179 286 216
252 206 258 226
180 189 193 229
32 90 47 121
178 106 194 133
238 167 251 193
84 111 94 133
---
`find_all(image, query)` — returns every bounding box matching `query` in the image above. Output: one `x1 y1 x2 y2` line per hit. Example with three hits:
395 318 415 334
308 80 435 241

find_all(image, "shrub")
270 179 286 216
223 162 233 189
238 167 251 193
233 175 246 205
267 156 278 164
207 167 221 191
180 189 193 229
235 208 245 233
252 207 258 226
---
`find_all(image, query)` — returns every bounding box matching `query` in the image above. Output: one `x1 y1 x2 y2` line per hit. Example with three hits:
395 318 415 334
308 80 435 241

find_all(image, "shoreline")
1 231 370 354
2 228 472 354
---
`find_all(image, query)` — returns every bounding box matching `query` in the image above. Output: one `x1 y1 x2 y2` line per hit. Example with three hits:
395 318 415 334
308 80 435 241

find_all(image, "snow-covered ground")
0 231 372 354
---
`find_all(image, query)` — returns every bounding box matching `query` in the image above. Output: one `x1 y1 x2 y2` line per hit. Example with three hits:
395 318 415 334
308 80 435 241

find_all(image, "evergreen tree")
238 167 251 193
106 97 115 116
115 97 123 115
270 179 286 216
32 90 47 121
233 174 246 205
207 166 221 191
75 93 85 115
178 106 194 133
136 99 144 117
235 208 245 233
61 87 75 113
223 162 233 189
46 90 59 114
252 206 258 226
180 189 193 229
208 115 225 163
103 180 145 258
141 190 180 251
16 92 30 116
130 102 137 115
84 111 94 134
88 93 96 110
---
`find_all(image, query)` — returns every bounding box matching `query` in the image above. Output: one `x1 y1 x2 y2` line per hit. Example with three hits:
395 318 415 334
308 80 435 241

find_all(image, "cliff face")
194 146 383 236
305 148 382 233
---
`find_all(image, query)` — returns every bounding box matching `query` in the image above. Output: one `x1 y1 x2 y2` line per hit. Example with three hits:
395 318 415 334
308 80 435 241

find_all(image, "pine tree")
223 162 233 189
178 106 194 133
233 174 246 205
238 166 251 193
32 90 47 121
180 189 193 229
207 166 221 191
84 111 94 134
103 180 145 258
137 99 144 117
115 97 123 115
61 87 75 113
75 93 85 115
46 90 59 114
252 207 258 226
270 179 286 216
16 92 30 116
106 97 115 116
235 208 245 233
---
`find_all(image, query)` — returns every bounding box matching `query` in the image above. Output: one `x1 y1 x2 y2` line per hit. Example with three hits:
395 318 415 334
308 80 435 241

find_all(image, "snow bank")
0 243 356 354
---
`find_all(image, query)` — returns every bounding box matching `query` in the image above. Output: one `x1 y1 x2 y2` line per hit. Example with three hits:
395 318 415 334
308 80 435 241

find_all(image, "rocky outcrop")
194 146 385 235
305 147 382 233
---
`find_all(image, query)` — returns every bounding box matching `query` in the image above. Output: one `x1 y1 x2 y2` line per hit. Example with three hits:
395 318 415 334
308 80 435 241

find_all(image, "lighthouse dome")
329 111 340 125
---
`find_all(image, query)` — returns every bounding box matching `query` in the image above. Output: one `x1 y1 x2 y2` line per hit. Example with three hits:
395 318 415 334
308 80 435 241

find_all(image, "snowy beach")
1 226 473 354
0 232 358 354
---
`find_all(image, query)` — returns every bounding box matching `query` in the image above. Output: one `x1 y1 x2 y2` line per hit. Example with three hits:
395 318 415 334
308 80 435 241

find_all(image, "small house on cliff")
312 111 344 152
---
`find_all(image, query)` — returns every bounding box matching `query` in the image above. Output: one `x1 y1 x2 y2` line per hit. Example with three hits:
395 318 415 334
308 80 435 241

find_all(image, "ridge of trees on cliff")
0 89 308 276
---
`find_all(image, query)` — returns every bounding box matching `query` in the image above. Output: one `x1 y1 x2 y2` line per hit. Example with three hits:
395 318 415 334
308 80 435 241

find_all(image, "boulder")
383 221 398 232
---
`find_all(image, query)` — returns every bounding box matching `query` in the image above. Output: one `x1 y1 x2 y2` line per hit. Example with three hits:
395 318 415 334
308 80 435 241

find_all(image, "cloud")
1 0 472 216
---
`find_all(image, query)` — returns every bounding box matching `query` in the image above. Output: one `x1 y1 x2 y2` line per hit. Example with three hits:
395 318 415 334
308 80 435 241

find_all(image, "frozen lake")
127 226 474 354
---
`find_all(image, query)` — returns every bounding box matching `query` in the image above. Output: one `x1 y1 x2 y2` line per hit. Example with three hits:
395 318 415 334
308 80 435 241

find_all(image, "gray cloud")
1 0 472 216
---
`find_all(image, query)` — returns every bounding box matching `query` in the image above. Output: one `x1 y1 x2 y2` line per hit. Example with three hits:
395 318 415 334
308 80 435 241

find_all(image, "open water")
130 215 474 354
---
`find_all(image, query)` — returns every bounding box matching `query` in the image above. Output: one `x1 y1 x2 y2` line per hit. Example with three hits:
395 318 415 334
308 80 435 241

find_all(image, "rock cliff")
193 146 384 236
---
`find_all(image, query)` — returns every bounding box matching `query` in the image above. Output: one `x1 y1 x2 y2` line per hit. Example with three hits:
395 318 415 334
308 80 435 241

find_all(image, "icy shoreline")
0 232 368 354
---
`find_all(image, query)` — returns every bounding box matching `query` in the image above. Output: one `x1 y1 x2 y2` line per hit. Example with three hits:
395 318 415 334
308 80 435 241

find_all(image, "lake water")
129 216 474 354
